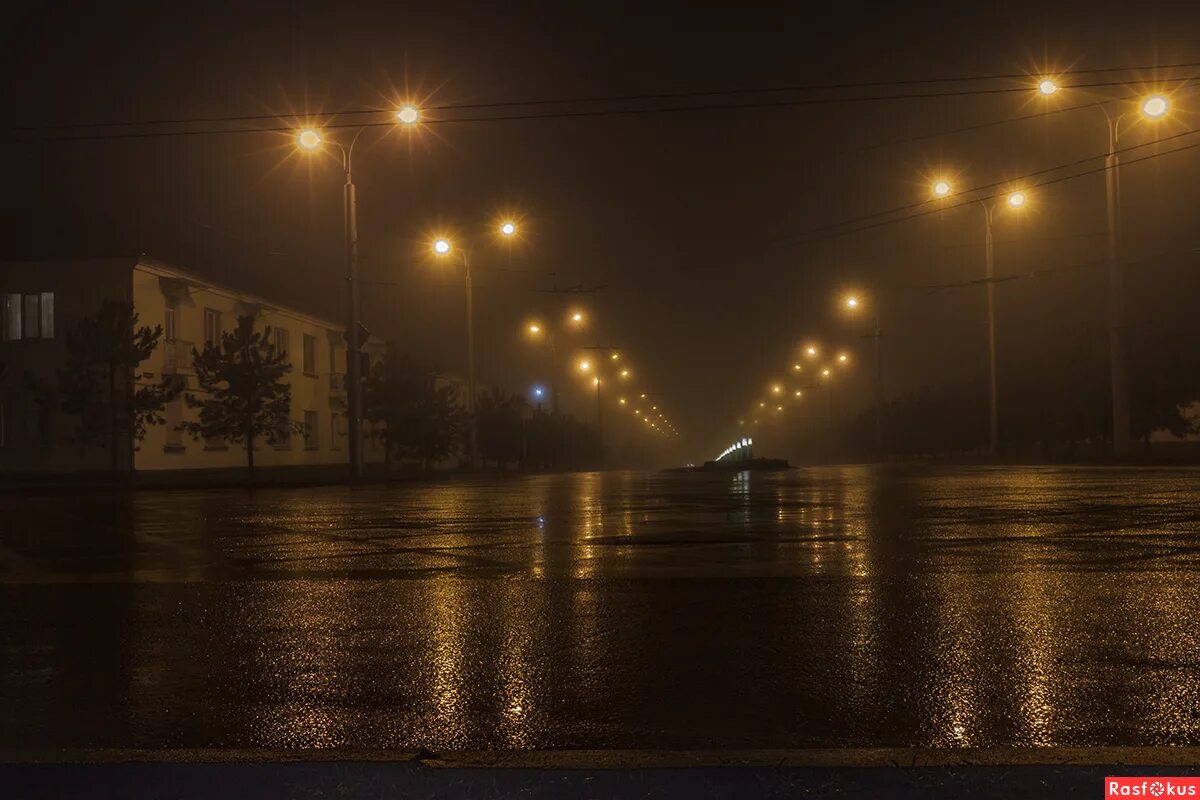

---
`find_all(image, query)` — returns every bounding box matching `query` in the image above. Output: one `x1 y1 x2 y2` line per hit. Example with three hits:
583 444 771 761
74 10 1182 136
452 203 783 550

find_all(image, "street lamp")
500 220 517 237
842 290 883 454
933 179 952 197
1037 83 1172 456
979 188 1028 456
1037 78 1059 96
296 106 420 481
432 236 483 470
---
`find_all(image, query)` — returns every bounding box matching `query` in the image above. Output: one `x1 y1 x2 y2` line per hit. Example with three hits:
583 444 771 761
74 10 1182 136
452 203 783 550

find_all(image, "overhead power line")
7 64 1200 138
789 126 1200 242
796 133 1200 246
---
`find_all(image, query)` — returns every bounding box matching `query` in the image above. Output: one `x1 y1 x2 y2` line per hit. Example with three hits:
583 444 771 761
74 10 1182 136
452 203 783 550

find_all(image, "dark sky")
4 1 1200 461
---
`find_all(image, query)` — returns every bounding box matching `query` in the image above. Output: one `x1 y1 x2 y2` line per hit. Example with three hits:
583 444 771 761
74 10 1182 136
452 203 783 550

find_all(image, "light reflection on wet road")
2 465 1199 751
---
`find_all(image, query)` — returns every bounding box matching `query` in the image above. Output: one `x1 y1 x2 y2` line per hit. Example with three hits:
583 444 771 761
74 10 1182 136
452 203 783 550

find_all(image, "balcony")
162 339 195 374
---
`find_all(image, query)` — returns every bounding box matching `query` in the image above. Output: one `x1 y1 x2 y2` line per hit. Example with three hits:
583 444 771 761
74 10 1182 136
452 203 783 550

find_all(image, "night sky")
4 1 1200 460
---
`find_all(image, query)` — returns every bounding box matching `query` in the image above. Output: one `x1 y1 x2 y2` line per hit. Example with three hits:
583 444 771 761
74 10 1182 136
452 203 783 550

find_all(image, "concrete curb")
4 747 1200 767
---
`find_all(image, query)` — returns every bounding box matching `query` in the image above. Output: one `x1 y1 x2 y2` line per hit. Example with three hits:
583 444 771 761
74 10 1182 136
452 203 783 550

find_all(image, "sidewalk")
4 750 1199 799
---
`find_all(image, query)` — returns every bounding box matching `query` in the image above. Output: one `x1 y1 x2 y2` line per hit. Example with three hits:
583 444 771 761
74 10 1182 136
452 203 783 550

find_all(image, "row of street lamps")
742 85 1175 461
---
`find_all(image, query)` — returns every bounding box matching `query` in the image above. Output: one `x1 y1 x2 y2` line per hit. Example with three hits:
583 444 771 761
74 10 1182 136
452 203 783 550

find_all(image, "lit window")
2 294 20 341
38 293 54 338
23 295 39 338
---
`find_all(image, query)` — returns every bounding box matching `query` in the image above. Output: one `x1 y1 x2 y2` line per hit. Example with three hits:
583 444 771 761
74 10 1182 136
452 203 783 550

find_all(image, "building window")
274 327 290 361
2 294 19 341
203 308 221 347
304 410 319 450
303 333 317 376
38 293 54 338
22 295 39 338
165 306 177 341
330 411 341 450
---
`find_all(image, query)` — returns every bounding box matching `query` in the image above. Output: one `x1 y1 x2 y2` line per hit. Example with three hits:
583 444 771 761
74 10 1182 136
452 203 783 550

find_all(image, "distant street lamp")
1037 83 1172 456
295 106 420 481
843 291 883 455
434 220 520 470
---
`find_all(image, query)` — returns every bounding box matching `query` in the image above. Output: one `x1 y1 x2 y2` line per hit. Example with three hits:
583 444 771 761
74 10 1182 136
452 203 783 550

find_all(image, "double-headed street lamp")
296 105 420 480
1037 82 1171 456
525 308 588 416
433 220 519 470
932 180 1028 457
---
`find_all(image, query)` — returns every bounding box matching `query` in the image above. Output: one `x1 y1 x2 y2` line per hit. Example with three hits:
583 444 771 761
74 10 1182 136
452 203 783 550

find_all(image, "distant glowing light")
1007 191 1026 208
578 359 590 372
794 390 802 397
297 129 322 151
528 323 541 334
759 402 765 408
837 352 849 363
620 369 630 378
933 180 952 197
806 346 818 357
396 105 421 125
776 405 783 412
500 220 517 236
433 239 452 255
610 352 620 361
571 311 584 323
845 296 859 308
1142 94 1169 119
792 363 802 371
532 386 545 398
619 397 627 405
772 384 782 394
1037 79 1058 96
821 368 832 378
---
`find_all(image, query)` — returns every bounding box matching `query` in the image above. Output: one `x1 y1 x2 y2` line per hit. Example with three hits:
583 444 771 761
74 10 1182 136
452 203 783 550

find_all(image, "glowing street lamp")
1036 83 1173 455
1007 191 1027 208
1142 94 1169 119
528 323 541 335
806 345 819 358
578 359 591 372
933 180 952 197
294 107 423 481
1037 78 1058 96
297 128 322 151
837 352 849 364
396 104 421 125
500 220 517 237
433 238 452 255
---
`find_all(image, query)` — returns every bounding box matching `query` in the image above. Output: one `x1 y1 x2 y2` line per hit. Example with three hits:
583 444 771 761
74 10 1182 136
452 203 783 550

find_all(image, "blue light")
532 385 545 398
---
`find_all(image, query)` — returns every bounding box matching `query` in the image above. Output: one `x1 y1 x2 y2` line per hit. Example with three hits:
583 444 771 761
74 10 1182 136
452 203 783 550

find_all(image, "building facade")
0 257 382 475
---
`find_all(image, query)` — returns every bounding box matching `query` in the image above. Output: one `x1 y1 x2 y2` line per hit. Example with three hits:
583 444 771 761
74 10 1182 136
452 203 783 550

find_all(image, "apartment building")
0 256 383 475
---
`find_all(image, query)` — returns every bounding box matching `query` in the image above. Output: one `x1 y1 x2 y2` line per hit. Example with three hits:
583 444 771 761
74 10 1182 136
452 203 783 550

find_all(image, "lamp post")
933 180 1026 457
1037 82 1171 456
296 105 420 481
844 293 883 456
434 220 518 470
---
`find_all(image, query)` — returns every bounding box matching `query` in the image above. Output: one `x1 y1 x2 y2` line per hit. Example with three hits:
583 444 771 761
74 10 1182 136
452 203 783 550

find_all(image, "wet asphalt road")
1 465 1199 753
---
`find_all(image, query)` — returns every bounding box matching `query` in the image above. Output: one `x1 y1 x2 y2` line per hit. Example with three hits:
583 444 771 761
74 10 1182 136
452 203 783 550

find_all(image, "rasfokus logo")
1106 777 1200 797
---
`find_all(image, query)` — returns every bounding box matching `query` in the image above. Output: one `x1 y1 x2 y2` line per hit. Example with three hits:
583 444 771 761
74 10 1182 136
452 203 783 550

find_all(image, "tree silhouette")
366 348 464 474
59 300 179 472
181 315 301 479
476 387 527 469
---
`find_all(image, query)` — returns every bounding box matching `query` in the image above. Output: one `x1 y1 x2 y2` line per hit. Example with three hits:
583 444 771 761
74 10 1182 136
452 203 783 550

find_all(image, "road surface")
2 465 1198 753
